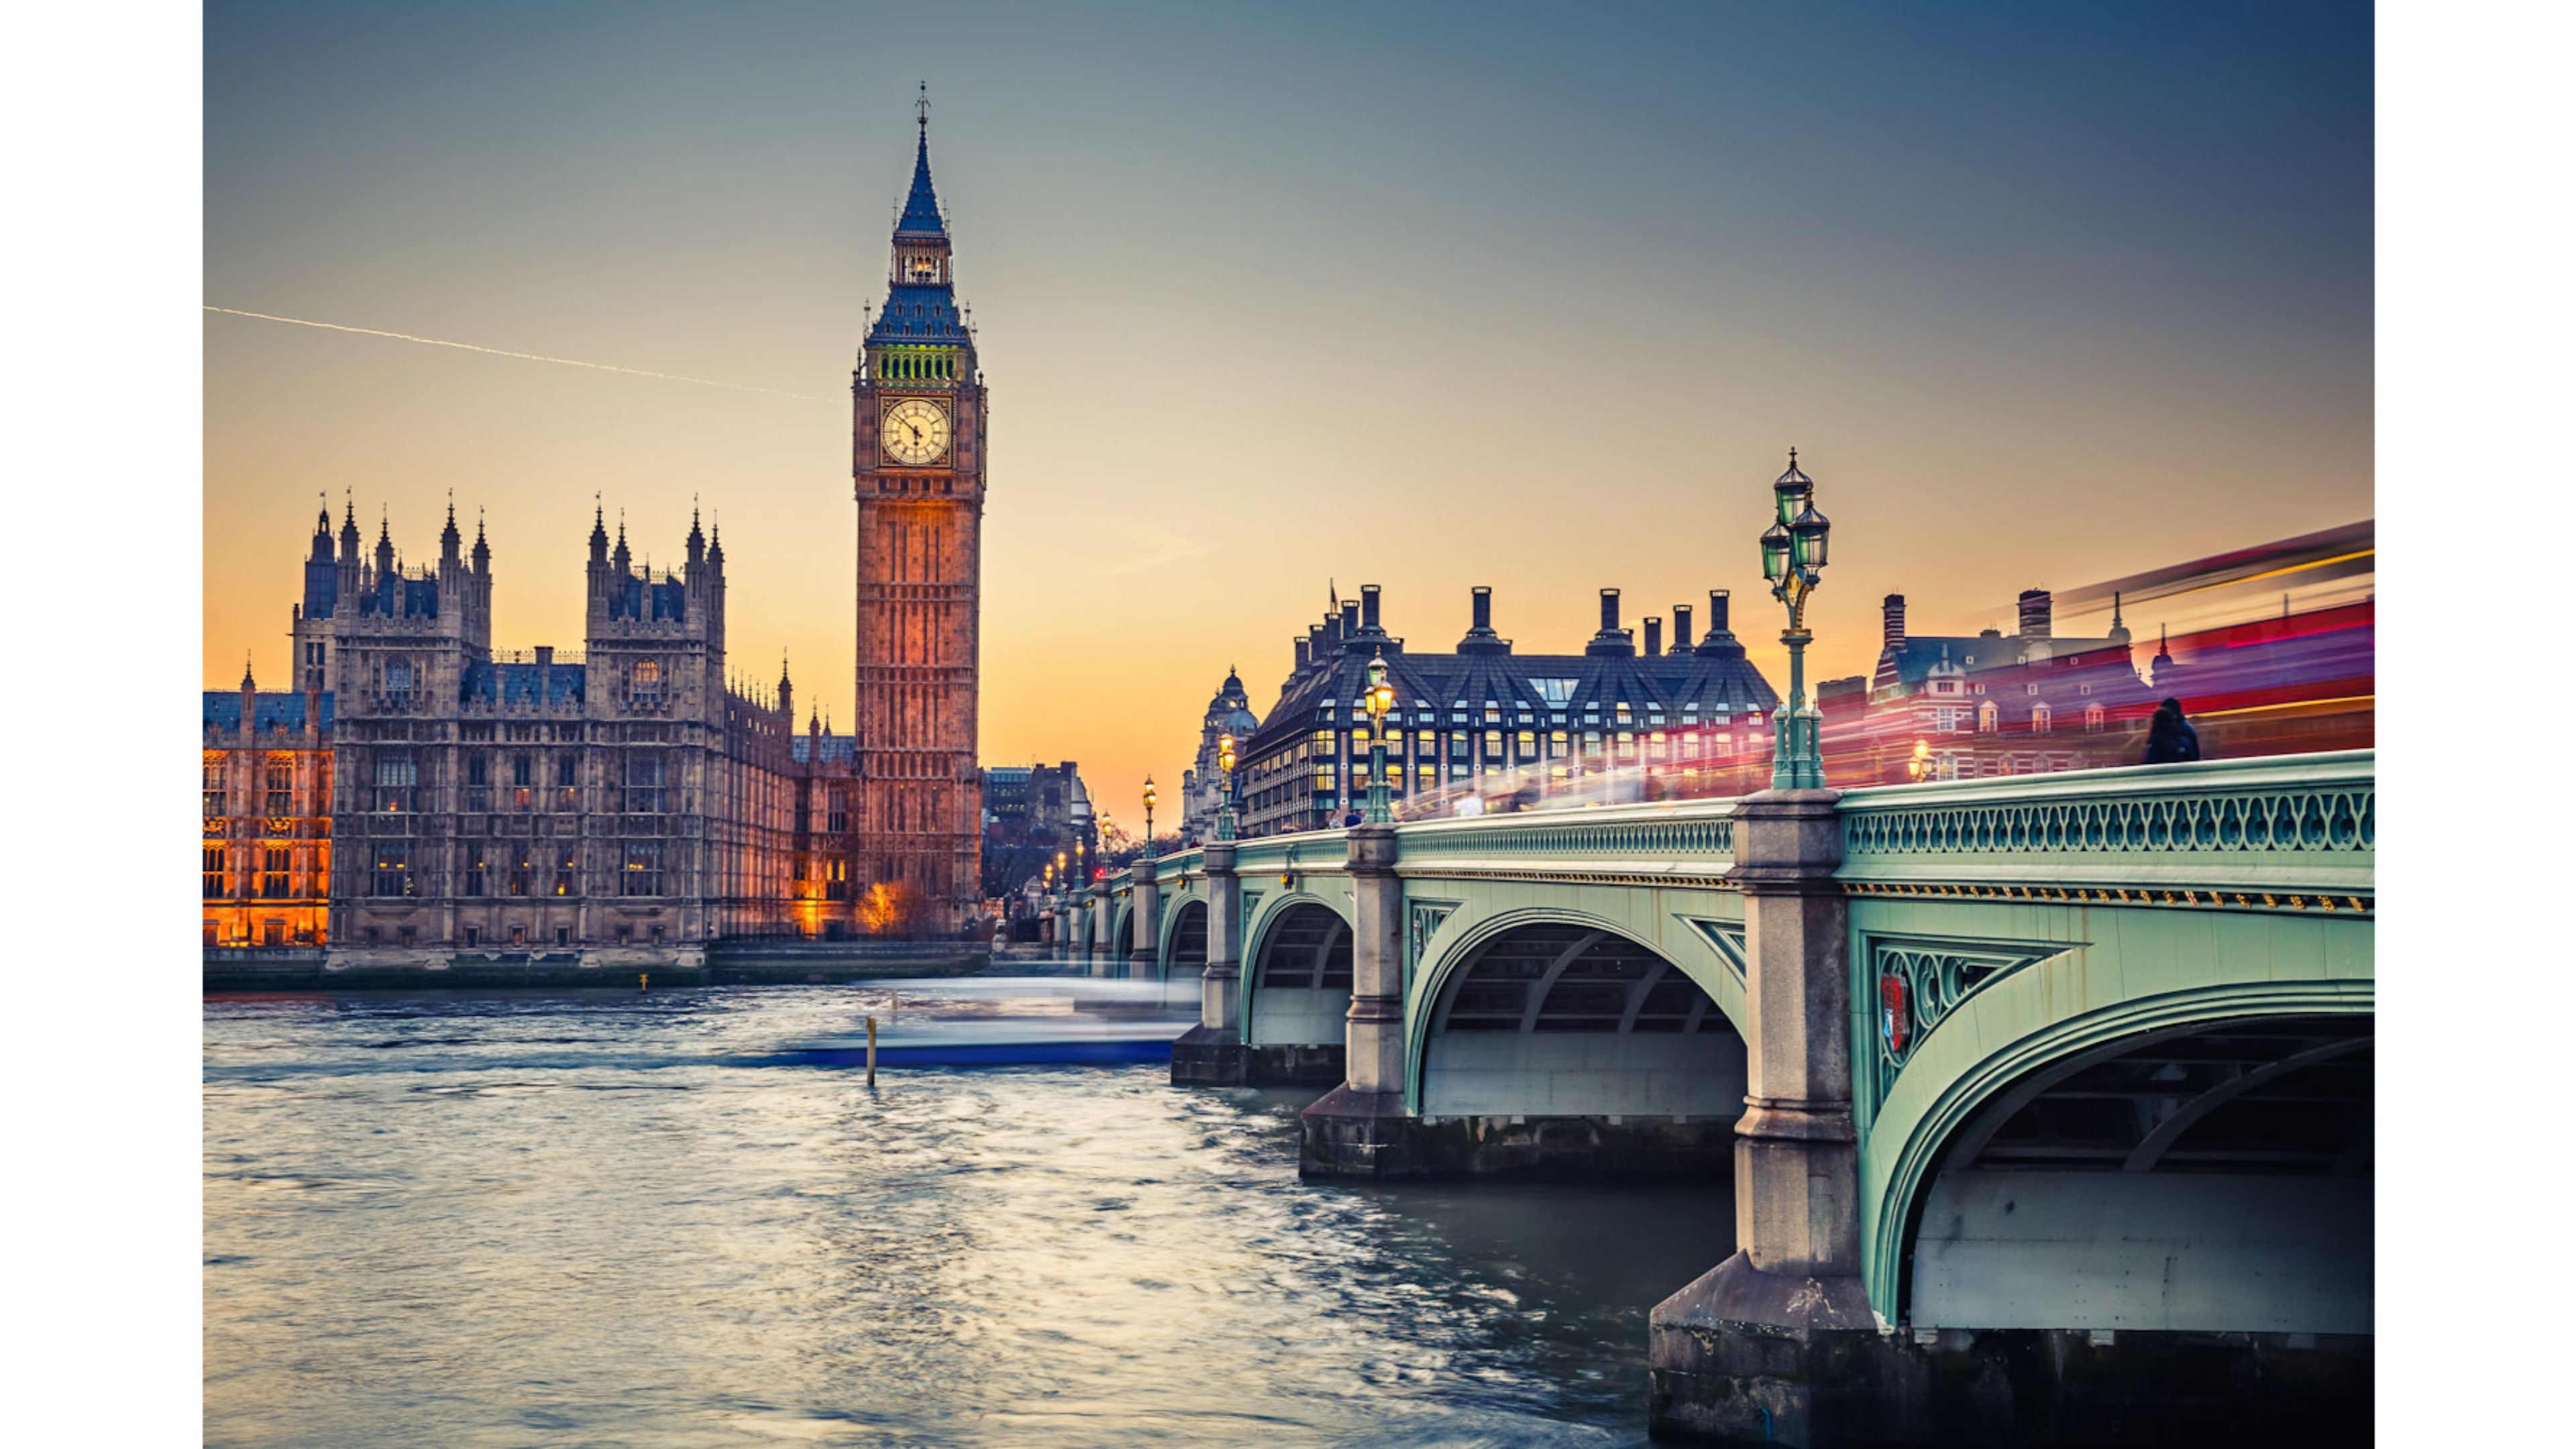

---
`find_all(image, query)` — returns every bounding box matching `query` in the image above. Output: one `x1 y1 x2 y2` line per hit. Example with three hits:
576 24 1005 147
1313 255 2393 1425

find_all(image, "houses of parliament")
203 112 987 967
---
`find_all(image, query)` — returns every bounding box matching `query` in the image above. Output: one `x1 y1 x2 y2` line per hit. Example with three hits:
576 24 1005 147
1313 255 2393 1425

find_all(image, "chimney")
1695 590 1745 658
1644 616 1663 657
2018 588 2052 643
1359 584 1383 635
1294 636 1309 670
1340 600 1359 641
1883 593 1906 651
1457 585 1510 655
1671 604 1693 655
1586 588 1635 656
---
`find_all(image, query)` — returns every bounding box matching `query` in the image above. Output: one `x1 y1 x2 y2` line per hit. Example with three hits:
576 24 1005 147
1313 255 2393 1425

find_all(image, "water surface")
205 984 1733 1447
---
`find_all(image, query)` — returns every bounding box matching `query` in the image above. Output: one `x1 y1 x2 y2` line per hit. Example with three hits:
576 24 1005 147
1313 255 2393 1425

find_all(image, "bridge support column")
1651 788 1880 1444
1125 857 1161 982
1299 824 1418 1173
1171 841 1246 1085
1083 881 1110 977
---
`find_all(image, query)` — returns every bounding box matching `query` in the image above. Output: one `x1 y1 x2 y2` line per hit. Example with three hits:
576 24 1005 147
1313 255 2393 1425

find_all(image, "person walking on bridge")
2143 697 2202 764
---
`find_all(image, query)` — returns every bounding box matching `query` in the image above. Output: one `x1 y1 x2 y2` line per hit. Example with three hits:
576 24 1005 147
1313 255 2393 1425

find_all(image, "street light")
1907 739 1931 782
1214 733 1238 840
1362 649 1396 824
1142 775 1157 849
1760 448 1832 790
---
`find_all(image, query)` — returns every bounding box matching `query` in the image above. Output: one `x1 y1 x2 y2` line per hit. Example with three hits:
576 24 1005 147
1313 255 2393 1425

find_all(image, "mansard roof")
870 284 969 343
1248 644 1778 759
360 572 439 619
203 691 333 733
791 733 857 765
460 661 586 707
610 574 688 623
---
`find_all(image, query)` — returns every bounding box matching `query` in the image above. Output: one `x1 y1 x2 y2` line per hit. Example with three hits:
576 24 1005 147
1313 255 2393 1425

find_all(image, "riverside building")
1234 585 1780 837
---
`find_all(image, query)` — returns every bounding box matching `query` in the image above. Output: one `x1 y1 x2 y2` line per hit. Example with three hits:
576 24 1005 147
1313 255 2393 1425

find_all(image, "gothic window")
260 846 292 900
508 847 534 898
371 843 413 898
623 842 663 896
374 751 417 812
557 753 580 808
827 786 850 834
264 756 295 816
462 845 486 898
203 755 227 818
203 845 227 900
631 659 662 706
554 848 579 898
625 755 665 814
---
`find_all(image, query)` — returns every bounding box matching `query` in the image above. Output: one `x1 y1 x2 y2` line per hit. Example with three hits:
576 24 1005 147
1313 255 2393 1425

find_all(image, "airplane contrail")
203 305 822 402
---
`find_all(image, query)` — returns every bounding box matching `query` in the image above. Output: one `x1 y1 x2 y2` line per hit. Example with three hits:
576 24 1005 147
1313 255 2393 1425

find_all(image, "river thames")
205 983 1735 1447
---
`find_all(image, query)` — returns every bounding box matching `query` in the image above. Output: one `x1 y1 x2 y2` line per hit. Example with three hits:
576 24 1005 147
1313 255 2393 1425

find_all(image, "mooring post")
865 1015 878 1087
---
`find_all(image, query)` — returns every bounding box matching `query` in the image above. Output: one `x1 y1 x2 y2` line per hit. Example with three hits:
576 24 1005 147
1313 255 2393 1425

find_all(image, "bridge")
1055 749 2373 1445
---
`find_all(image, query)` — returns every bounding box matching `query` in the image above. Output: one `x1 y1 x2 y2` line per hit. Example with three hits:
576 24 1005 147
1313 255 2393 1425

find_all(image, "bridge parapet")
1837 750 2373 902
1390 796 1737 882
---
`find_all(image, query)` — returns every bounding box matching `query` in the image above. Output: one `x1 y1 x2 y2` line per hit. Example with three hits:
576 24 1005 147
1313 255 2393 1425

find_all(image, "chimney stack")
1644 616 1663 657
1457 585 1510 655
1883 593 1906 651
1587 588 1635 656
1671 604 1693 654
1695 590 1745 658
1339 600 1359 641
2018 588 2052 643
1294 636 1309 670
1359 584 1383 634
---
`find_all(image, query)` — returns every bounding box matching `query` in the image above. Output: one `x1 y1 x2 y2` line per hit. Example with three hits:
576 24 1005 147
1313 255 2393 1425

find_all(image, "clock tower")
852 95 984 934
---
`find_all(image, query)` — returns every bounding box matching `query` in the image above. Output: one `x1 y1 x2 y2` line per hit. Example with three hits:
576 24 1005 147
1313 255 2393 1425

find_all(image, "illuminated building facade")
205 502 869 968
1236 584 1779 837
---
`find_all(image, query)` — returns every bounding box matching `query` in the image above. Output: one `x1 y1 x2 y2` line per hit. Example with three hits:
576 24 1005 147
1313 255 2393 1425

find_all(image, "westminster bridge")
1053 751 2374 1445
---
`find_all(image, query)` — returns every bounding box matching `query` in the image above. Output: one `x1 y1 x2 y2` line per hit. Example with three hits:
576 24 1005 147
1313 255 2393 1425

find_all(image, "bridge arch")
1868 964 2374 1333
1240 895 1354 1047
1159 897 1209 981
1107 901 1132 970
1407 914 1747 1125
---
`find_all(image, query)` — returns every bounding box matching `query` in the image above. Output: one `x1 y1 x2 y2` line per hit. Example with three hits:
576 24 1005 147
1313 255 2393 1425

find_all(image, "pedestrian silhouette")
2143 697 2202 764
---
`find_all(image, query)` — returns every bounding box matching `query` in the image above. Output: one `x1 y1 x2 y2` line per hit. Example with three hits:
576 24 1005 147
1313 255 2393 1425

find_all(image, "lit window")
632 659 663 706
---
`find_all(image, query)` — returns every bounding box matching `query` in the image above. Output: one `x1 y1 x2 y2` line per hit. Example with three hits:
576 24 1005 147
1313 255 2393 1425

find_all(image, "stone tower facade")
851 103 985 933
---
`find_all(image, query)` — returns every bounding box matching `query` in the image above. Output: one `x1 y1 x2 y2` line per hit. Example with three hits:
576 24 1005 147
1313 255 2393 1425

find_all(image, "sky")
203 0 2372 834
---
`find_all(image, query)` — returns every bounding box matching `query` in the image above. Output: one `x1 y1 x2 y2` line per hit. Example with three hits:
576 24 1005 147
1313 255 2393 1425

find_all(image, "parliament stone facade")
203 113 989 968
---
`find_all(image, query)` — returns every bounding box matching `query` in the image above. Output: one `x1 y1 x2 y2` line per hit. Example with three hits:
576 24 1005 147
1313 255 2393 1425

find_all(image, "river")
205 982 1735 1448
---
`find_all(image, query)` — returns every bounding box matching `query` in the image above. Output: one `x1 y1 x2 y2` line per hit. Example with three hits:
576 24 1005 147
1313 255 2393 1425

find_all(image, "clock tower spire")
851 95 985 937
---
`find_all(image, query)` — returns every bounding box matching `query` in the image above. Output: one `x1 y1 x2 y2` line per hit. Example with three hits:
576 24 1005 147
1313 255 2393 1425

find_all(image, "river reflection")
205 985 1734 1447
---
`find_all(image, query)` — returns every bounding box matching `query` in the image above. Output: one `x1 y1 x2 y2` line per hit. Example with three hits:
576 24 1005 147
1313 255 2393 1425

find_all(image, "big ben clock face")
880 398 951 466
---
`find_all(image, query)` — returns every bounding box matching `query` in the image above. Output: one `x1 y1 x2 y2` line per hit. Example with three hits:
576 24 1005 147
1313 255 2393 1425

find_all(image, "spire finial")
916 80 930 132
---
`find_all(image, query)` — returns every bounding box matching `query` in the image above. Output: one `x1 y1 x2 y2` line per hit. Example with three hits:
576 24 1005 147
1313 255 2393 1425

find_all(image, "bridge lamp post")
1759 448 1833 790
1214 733 1240 841
1142 776 1156 850
1362 650 1397 824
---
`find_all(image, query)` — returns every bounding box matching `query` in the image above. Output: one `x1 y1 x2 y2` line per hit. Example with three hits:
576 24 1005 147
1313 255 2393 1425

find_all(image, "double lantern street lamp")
1142 776 1157 849
1362 651 1397 824
1758 449 1833 790
1214 733 1239 841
